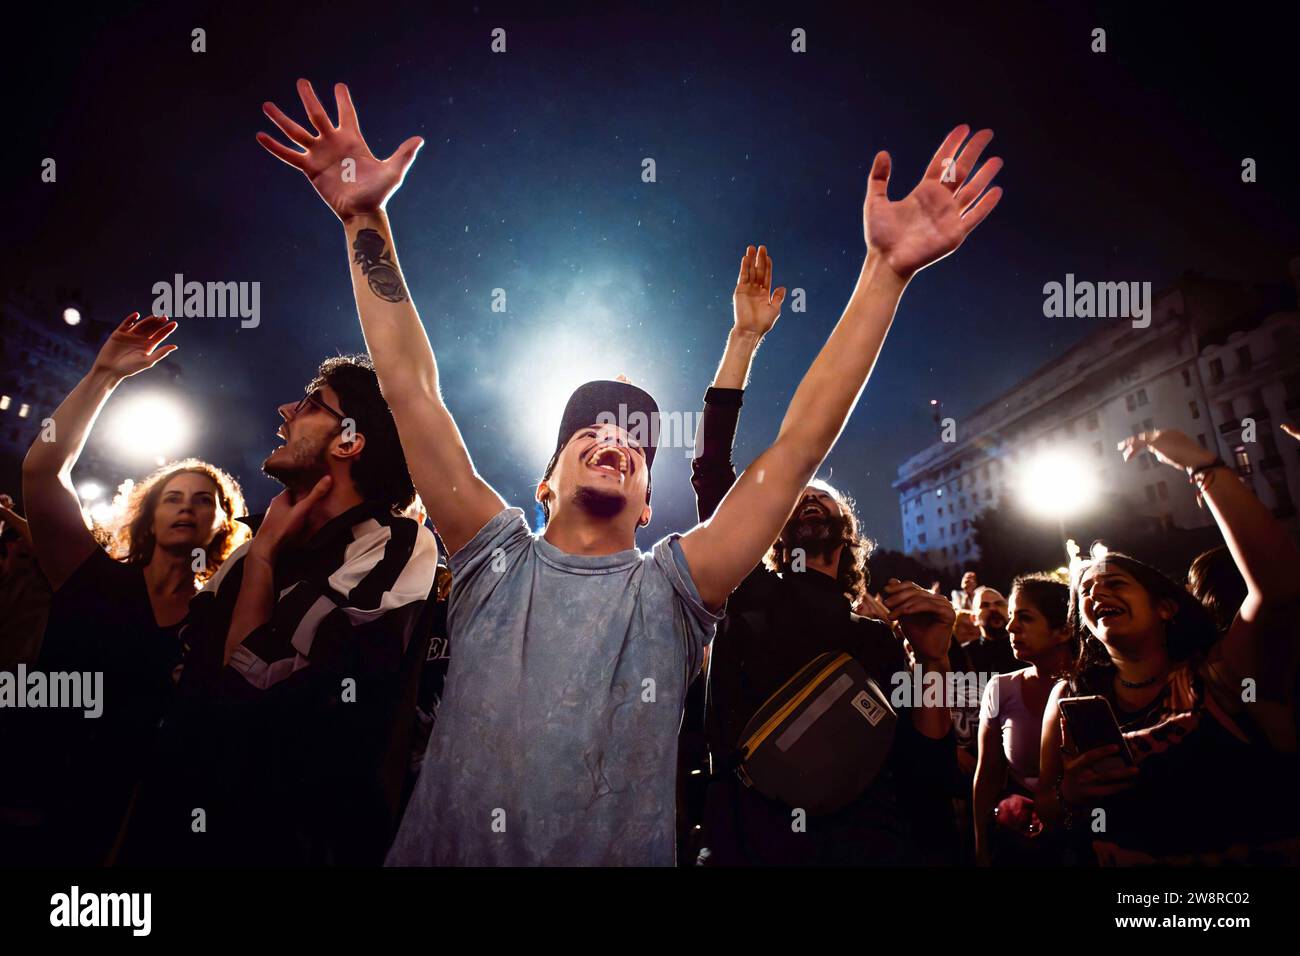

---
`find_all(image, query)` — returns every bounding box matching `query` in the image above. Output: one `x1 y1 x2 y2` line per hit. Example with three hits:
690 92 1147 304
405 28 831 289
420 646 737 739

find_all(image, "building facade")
893 261 1300 578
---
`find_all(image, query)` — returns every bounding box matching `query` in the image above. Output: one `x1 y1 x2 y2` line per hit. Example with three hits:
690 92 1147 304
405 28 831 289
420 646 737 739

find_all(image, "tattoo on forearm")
352 229 408 303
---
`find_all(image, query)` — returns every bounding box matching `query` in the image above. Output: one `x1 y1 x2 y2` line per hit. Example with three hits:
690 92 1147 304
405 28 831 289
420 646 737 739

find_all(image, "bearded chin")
785 514 851 560
572 485 626 519
263 441 329 496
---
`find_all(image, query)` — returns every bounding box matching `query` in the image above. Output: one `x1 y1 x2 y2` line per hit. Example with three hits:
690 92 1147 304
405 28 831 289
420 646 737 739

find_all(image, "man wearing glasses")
121 354 440 866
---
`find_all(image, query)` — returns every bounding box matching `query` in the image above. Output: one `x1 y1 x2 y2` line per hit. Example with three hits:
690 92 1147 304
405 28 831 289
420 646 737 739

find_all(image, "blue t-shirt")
387 508 721 866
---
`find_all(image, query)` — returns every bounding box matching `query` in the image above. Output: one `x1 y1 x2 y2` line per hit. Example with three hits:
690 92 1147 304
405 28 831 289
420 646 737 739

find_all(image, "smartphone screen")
1058 695 1135 769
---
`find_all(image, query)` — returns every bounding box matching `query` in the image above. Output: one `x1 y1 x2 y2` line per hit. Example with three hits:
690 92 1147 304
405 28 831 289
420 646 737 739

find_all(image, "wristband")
1187 458 1225 481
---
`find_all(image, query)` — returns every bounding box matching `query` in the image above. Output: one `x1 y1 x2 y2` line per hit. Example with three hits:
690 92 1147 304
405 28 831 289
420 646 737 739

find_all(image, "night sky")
7 1 1298 549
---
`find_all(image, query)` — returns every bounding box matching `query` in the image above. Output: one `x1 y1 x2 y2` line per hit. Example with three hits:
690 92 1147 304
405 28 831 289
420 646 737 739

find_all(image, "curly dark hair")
764 481 874 607
1067 551 1220 695
307 354 415 514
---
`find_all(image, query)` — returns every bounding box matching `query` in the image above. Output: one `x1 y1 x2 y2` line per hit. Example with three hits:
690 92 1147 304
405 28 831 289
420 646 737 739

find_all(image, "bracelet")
1187 458 1226 482
1053 773 1075 831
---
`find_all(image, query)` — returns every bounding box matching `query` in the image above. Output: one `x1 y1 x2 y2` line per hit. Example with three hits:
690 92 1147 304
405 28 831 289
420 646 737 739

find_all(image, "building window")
1137 388 1149 406
950 522 957 535
1219 401 1235 422
918 533 926 545
1126 394 1137 412
1181 368 1192 387
940 527 946 538
916 514 924 525
959 496 967 510
1209 358 1224 384
1234 446 1252 476
1236 345 1252 372
1189 400 1200 420
942 546 949 557
1157 480 1168 500
1197 433 1207 447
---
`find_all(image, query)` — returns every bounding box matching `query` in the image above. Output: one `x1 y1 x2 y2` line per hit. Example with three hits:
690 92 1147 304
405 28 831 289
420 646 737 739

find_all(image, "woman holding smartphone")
1036 429 1300 864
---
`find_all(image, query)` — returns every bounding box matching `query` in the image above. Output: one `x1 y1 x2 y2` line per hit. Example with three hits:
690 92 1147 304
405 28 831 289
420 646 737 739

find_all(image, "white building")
893 261 1300 578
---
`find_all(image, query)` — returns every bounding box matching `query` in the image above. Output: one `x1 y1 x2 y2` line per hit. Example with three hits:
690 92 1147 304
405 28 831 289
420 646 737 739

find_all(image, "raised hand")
733 244 787 337
92 313 178 380
1119 428 1216 473
880 578 956 663
257 79 424 222
864 125 1003 280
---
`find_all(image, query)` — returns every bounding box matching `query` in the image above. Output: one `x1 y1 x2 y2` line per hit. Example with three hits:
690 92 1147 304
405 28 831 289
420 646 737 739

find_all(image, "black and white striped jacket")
165 501 439 864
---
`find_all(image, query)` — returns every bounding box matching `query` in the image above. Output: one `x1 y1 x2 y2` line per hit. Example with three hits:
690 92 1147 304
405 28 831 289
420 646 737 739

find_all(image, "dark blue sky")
7 1 1298 549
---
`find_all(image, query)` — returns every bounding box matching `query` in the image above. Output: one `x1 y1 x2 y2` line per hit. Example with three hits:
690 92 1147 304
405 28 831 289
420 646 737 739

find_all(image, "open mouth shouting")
1092 601 1126 625
798 500 827 519
170 519 198 532
585 444 632 481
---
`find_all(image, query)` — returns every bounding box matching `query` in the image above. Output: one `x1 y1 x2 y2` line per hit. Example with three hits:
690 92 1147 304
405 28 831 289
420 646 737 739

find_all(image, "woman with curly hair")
16 313 249 865
1035 429 1300 865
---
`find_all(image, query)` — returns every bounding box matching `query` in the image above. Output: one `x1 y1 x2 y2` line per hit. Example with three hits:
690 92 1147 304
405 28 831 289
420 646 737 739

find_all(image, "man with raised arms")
257 78 1003 865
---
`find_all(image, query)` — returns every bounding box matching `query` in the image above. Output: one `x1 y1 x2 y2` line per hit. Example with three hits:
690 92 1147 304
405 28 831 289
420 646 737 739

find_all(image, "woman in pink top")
973 574 1074 865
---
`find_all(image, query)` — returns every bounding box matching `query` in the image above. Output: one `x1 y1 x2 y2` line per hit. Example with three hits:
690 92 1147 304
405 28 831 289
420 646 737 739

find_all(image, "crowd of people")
2 80 1298 868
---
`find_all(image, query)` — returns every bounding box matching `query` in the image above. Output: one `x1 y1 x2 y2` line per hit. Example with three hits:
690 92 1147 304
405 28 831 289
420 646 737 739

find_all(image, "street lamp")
1018 449 1097 544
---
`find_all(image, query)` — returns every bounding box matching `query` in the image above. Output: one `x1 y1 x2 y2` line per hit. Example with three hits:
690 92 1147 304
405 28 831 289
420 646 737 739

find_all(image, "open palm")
864 125 1003 280
733 244 787 336
257 79 423 221
1119 429 1216 472
93 313 178 379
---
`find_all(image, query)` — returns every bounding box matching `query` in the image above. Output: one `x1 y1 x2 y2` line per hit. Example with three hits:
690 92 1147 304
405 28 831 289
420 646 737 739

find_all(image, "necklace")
1118 673 1160 689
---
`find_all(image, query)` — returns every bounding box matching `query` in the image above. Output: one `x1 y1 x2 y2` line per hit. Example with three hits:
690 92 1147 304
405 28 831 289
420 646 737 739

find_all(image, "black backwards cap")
543 379 660 507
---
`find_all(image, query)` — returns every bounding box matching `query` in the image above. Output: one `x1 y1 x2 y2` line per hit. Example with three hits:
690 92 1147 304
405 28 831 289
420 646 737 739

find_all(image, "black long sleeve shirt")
690 386 956 862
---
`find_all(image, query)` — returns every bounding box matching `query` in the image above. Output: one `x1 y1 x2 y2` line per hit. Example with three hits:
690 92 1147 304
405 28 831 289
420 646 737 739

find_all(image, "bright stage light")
88 501 117 528
78 481 104 502
102 392 191 463
501 319 653 468
63 307 82 326
1017 450 1097 520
